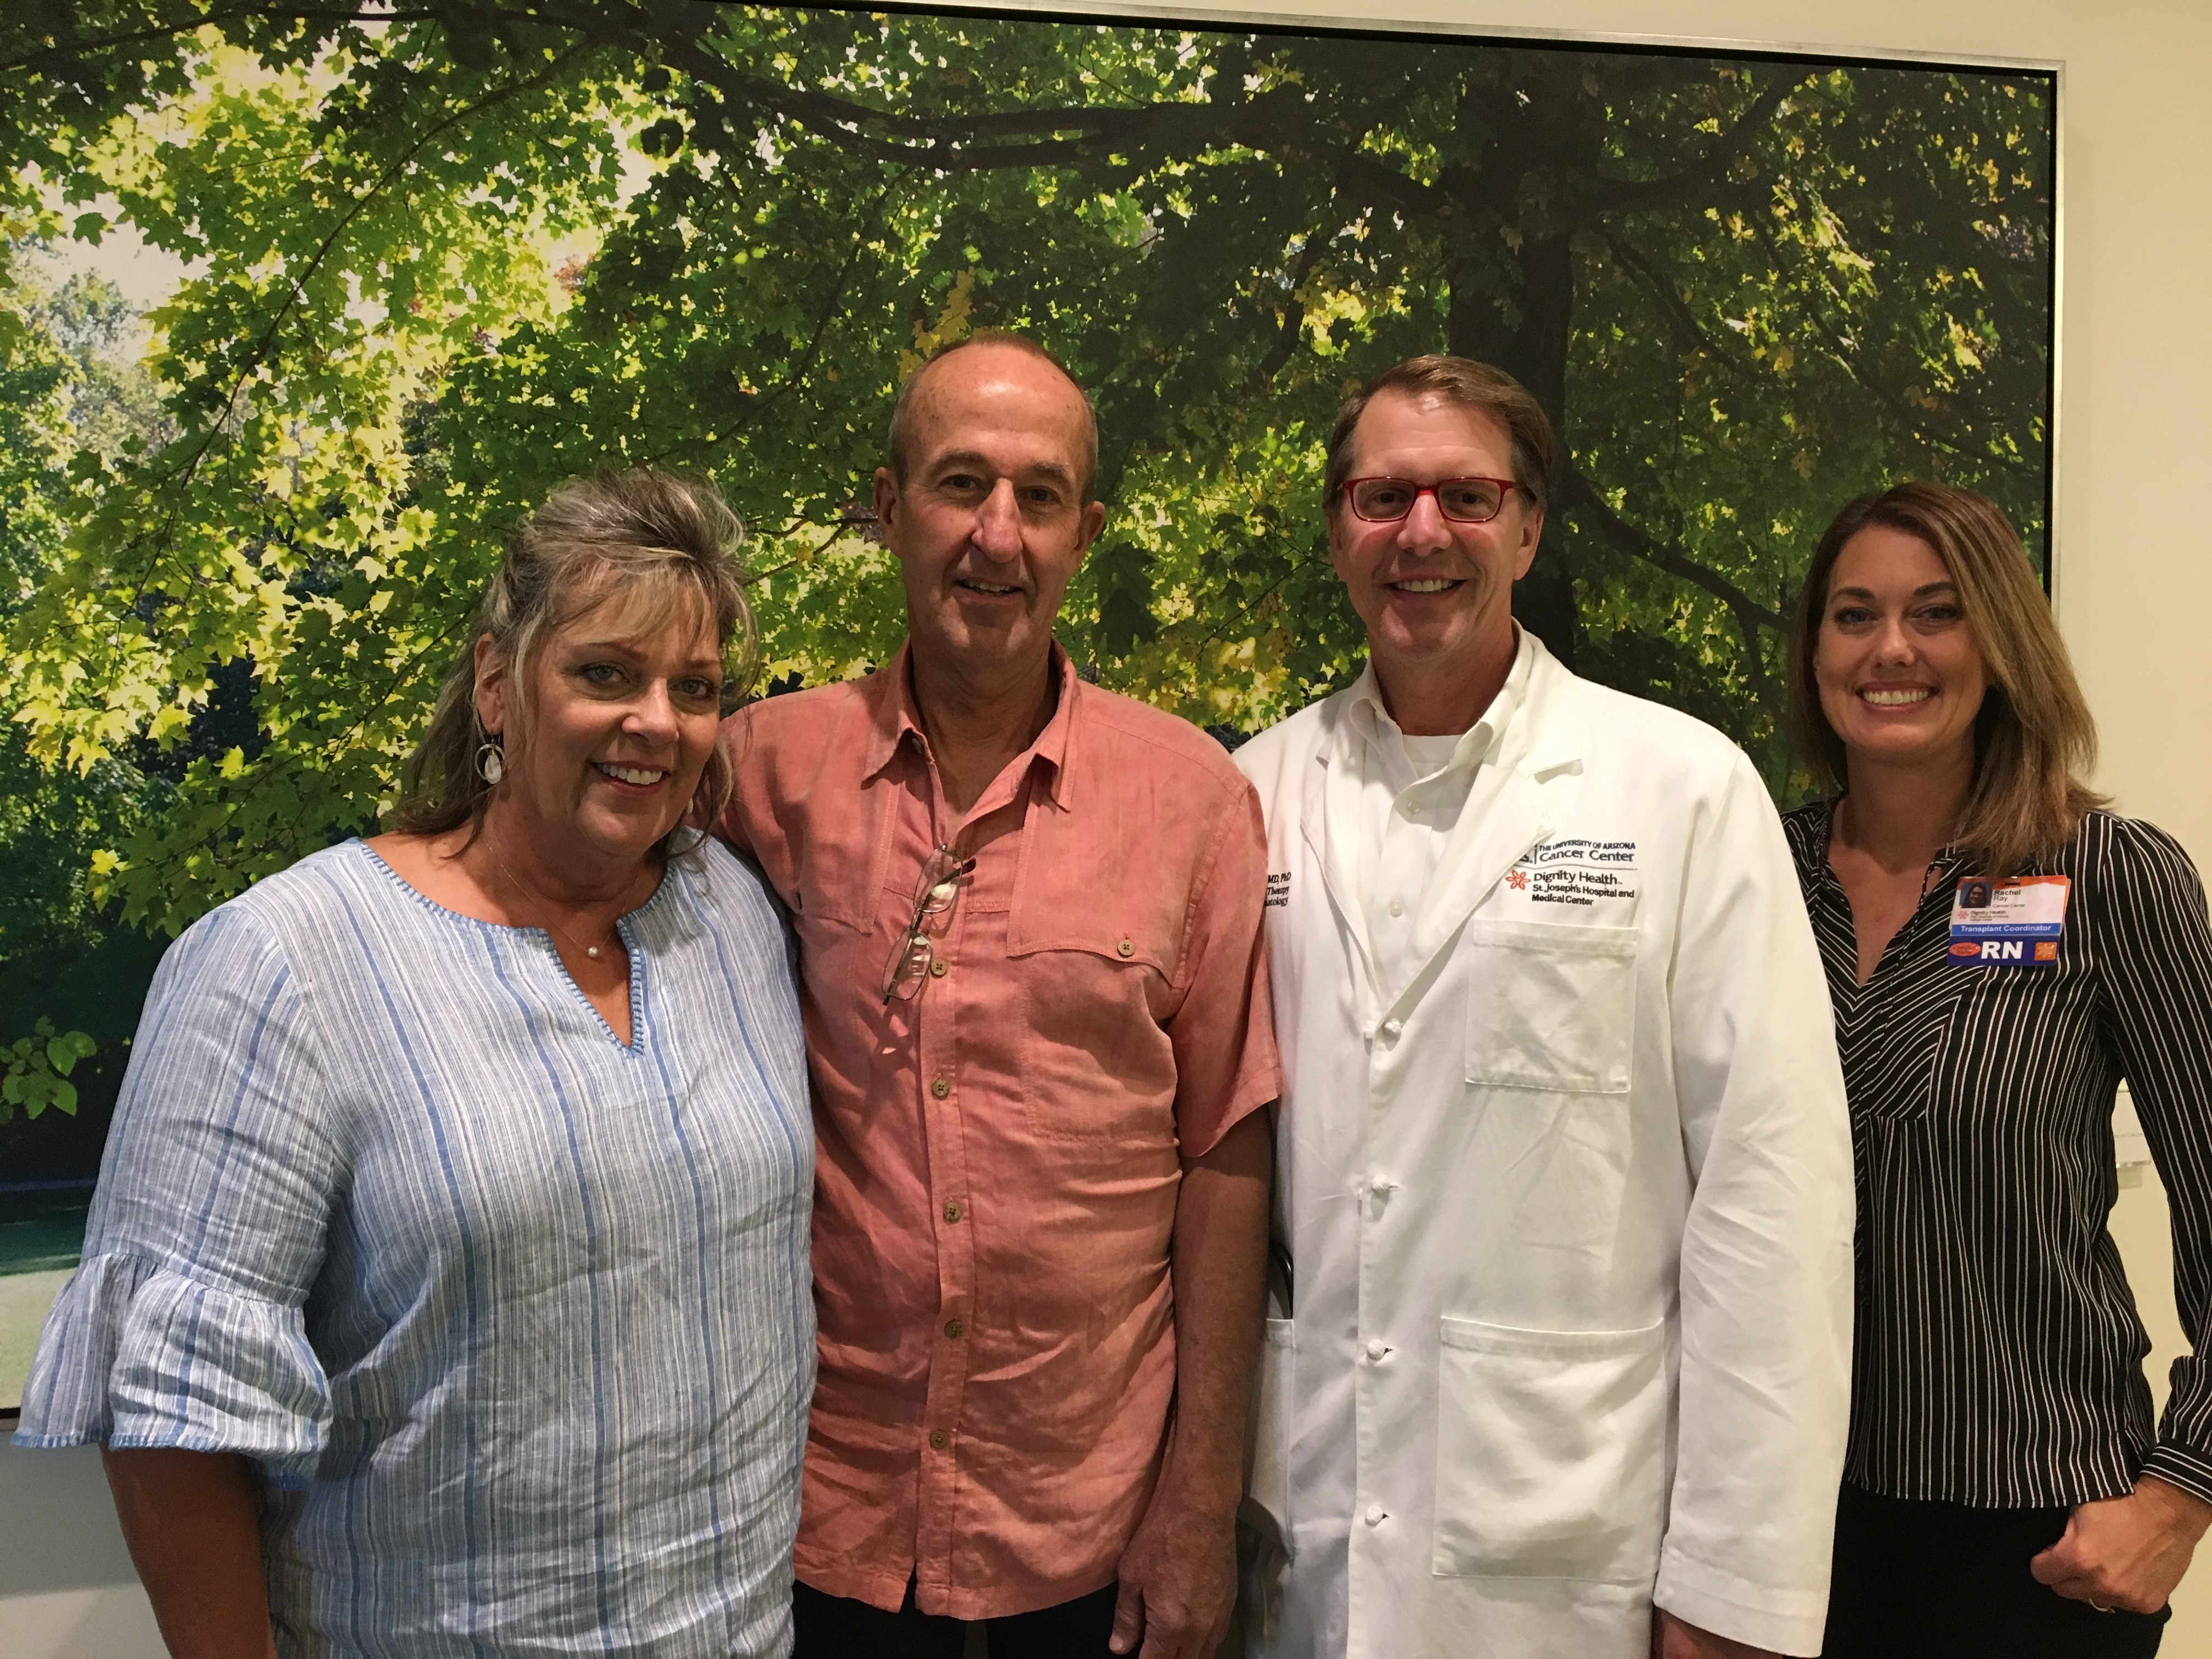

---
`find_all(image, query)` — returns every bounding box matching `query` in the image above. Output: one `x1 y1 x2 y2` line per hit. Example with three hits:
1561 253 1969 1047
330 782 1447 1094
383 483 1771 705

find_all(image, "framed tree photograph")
0 1 2056 1413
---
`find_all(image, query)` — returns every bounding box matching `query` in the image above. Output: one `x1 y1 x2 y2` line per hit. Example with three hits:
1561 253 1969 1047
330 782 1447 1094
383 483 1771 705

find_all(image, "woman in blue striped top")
14 470 815 1657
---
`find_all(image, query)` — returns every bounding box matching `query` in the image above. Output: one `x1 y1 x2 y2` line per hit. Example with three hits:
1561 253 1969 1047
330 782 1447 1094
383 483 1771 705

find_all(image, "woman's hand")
2029 1474 2212 1616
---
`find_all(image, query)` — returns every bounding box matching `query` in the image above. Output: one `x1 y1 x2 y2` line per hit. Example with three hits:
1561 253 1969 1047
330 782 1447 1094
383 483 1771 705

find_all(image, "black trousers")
792 1578 1119 1659
1822 1481 2169 1658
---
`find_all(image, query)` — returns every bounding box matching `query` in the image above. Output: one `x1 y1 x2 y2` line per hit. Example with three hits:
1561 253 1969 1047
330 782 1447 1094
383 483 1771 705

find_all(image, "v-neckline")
1812 805 1963 994
355 839 665 1055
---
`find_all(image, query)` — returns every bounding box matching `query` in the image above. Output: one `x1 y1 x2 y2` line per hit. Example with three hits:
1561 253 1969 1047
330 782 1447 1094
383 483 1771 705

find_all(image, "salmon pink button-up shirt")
721 643 1279 1620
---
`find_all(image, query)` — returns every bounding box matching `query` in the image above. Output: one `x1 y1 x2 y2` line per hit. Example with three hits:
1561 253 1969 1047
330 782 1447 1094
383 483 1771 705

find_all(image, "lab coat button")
1367 1173 1392 1197
1364 1504 1386 1526
1364 1339 1388 1362
1387 898 1404 917
1380 1018 1403 1040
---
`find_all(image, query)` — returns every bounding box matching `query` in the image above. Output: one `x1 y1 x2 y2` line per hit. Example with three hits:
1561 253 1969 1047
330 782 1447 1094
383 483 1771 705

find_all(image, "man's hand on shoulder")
1110 1480 1236 1659
1651 1609 1787 1659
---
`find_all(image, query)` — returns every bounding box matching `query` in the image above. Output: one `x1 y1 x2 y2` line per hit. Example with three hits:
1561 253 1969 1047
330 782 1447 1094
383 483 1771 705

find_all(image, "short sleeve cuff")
11 1252 332 1488
1655 1545 1829 1657
1178 1064 1282 1161
2141 1444 2212 1510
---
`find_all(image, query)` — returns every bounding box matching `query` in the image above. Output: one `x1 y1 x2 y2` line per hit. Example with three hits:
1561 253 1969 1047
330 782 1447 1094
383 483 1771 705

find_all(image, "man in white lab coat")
1234 356 1855 1659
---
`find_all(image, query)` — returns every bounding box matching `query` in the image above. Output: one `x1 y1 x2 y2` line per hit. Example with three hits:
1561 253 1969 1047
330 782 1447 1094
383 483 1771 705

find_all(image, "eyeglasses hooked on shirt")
882 843 977 1002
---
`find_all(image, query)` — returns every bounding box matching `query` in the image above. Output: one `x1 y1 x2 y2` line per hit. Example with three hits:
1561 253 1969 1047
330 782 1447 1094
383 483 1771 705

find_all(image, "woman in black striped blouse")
1786 482 2212 1657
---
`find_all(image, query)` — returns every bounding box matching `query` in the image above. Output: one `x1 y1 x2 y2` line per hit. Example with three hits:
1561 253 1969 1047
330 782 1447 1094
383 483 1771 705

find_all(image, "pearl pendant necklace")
492 843 612 966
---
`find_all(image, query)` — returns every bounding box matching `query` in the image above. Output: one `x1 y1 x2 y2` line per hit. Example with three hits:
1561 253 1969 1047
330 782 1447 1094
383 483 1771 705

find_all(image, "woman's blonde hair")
1787 481 2104 876
394 469 758 851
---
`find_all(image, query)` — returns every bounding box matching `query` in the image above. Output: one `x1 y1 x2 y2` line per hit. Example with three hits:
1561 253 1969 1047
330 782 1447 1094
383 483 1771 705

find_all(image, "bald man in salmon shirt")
719 332 1279 1659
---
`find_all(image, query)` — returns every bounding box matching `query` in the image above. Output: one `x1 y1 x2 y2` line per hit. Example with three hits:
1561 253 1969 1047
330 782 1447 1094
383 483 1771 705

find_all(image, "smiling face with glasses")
1328 390 1543 726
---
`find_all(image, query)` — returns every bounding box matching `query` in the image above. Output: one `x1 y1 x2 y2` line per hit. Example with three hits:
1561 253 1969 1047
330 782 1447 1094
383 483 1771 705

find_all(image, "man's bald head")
887 332 1099 502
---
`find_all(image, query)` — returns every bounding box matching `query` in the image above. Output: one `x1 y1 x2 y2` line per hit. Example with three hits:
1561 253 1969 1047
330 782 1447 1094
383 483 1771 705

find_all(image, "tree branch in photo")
1579 71 1808 224
1562 468 1787 723
1597 229 1765 382
1249 228 1335 388
1559 466 1783 634
1752 219 2035 480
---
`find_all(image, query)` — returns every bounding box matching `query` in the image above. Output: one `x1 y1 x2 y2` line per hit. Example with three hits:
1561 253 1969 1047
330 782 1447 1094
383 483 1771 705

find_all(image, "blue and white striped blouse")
14 838 814 1658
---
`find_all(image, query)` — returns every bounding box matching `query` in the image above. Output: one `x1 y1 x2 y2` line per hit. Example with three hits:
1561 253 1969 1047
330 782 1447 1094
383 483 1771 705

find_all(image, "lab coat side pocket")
1249 1318 1295 1547
1463 918 1638 1094
1235 1319 1297 1647
1431 1316 1668 1583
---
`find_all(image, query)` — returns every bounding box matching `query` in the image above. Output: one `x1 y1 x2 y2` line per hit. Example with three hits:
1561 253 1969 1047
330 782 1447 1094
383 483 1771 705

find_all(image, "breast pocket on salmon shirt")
1431 1316 1669 1583
1011 930 1181 1146
1462 918 1638 1094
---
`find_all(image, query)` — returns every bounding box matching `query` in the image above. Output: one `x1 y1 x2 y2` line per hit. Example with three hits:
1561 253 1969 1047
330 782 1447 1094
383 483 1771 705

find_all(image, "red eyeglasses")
1338 476 1522 524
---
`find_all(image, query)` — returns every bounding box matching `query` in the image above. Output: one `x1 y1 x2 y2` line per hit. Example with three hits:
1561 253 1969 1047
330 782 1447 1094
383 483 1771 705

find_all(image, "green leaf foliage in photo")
0 4 2051 946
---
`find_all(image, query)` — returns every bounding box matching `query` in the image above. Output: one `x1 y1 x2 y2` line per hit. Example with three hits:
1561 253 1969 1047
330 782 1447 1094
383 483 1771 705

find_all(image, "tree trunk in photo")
1449 228 1578 674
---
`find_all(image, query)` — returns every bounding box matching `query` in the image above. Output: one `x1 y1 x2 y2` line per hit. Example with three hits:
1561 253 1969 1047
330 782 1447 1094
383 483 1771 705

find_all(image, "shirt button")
943 1318 966 1339
1365 1339 1388 1362
928 1430 949 1451
930 1077 951 1099
929 957 948 978
1368 1173 1392 1197
943 1202 963 1223
1117 938 1135 957
1364 1504 1386 1526
1387 898 1404 918
1380 1018 1403 1040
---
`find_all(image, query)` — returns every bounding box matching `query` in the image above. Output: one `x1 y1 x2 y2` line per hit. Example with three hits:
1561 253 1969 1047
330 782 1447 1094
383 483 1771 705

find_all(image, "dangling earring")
476 733 506 787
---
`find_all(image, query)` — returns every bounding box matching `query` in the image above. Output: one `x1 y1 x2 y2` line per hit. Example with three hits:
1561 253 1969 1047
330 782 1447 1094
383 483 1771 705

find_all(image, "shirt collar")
859 638 1080 809
1347 624 1536 774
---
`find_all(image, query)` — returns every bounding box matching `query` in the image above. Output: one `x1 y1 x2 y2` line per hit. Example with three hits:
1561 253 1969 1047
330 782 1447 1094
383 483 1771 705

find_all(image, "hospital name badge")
1948 873 2069 967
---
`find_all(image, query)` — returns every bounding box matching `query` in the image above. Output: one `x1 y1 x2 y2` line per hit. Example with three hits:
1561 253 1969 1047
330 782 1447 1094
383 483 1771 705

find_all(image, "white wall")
7 2 2209 1653
0 1441 161 1655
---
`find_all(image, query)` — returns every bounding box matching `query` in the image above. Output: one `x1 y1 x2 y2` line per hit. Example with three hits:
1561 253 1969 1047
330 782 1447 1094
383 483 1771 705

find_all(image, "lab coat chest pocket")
1463 918 1638 1094
1431 1317 1668 1582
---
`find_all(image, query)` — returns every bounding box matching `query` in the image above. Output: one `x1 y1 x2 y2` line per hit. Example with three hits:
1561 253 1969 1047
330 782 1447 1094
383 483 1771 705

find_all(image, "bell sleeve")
11 902 340 1489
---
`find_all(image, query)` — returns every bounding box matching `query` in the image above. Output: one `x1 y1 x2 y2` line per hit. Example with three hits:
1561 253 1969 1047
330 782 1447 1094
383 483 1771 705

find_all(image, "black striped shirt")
1784 803 2212 1508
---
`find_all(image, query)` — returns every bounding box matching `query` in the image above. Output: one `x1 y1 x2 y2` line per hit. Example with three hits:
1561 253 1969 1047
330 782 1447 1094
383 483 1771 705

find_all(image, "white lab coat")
1235 632 1854 1659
